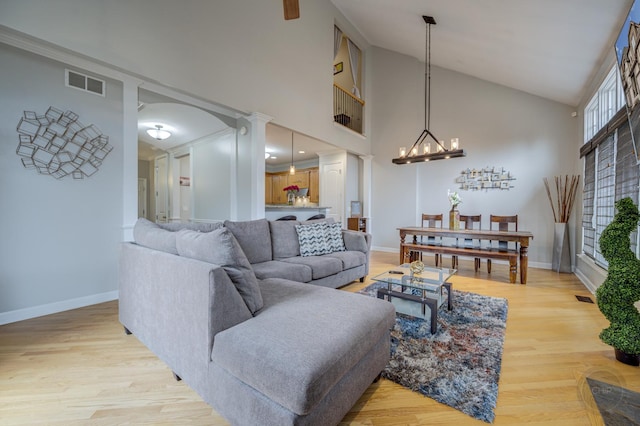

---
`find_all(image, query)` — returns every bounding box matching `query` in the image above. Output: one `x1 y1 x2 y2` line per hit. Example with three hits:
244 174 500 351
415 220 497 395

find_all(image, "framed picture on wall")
350 201 362 218
615 0 640 163
334 62 343 75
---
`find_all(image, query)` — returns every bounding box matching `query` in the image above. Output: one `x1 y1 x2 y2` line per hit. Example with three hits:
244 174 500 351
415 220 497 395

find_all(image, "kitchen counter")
265 205 331 221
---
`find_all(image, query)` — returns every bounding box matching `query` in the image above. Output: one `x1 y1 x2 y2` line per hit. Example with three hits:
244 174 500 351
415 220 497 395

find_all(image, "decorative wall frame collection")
15 107 112 179
456 166 515 191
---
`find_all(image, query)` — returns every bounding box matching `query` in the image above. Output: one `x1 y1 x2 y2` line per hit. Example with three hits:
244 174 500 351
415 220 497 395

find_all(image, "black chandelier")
392 16 466 165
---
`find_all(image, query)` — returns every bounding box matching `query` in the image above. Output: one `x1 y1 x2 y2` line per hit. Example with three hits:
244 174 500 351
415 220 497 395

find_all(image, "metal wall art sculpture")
15 107 113 179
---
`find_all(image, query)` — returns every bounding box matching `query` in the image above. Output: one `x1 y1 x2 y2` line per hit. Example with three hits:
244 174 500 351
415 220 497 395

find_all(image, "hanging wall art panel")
456 166 515 191
15 107 113 179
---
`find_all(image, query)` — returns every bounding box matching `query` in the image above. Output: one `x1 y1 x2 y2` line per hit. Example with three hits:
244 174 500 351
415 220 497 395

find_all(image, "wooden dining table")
398 227 534 284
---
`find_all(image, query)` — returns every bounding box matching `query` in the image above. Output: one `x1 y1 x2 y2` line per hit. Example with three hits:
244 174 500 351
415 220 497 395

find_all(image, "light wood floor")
1 252 638 425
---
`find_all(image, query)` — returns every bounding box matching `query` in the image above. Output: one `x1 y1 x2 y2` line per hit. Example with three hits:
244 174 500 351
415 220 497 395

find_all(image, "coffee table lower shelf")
377 281 452 334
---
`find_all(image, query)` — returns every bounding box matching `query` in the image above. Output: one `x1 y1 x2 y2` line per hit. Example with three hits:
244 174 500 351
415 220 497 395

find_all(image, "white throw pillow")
296 222 331 256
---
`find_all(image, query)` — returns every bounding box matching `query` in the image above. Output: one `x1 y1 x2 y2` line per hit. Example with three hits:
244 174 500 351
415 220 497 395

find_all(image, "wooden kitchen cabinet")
271 174 288 204
265 167 319 204
265 174 273 204
308 168 319 203
287 170 309 189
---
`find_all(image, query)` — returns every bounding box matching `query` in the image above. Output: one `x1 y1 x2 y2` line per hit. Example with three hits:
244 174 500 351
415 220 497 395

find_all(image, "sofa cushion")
323 250 367 270
251 260 312 283
269 220 301 259
282 256 343 280
133 218 178 255
224 219 272 264
296 222 331 256
175 228 263 314
211 278 396 415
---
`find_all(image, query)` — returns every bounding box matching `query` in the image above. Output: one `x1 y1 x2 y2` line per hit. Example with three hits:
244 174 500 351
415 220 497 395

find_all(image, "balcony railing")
333 83 364 134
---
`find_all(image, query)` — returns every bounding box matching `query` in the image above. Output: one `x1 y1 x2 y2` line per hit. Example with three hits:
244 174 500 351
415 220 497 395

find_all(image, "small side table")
347 217 367 233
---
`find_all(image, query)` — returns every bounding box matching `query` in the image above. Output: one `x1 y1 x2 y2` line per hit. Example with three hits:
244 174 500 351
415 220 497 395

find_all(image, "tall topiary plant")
596 197 640 365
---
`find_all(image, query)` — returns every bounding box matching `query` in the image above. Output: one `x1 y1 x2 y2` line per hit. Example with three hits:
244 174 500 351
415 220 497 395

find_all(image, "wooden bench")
403 242 519 283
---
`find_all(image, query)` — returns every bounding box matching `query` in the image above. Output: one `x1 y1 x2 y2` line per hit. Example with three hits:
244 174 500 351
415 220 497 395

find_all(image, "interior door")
137 178 147 219
321 162 344 224
155 154 169 223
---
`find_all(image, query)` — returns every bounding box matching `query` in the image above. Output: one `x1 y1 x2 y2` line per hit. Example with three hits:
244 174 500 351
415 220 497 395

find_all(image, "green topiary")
596 197 640 355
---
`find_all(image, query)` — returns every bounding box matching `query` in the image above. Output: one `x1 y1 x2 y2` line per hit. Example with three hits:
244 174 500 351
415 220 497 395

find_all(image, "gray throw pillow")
133 218 178 254
175 228 263 314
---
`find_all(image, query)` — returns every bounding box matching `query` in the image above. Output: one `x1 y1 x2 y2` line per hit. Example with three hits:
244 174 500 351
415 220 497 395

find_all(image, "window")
581 65 637 268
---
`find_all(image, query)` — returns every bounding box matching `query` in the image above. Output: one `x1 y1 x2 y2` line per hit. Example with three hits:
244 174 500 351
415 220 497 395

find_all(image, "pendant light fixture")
392 16 465 165
289 132 296 175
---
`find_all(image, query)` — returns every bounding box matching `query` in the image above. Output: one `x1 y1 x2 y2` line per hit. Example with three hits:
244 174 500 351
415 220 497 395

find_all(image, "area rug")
359 282 508 423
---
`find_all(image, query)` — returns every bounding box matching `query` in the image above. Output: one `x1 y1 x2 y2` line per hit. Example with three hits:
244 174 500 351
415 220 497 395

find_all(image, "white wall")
0 44 123 321
191 131 235 222
370 47 579 267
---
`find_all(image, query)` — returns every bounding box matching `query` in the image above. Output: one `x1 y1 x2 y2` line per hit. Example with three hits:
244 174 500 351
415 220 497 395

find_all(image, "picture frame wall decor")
350 201 362 217
333 62 343 75
456 167 515 191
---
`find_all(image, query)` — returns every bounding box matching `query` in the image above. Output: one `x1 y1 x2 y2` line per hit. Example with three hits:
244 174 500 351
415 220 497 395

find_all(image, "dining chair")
487 214 518 273
452 214 482 270
420 213 443 267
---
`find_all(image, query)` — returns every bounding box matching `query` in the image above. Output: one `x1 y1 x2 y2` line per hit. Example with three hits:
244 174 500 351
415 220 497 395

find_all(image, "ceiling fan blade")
283 0 299 20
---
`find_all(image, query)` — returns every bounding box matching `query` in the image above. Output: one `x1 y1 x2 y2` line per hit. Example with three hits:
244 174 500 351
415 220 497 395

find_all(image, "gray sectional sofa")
119 218 395 425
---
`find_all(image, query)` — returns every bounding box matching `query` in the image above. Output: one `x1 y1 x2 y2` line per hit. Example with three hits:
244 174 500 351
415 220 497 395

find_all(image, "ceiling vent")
65 69 105 96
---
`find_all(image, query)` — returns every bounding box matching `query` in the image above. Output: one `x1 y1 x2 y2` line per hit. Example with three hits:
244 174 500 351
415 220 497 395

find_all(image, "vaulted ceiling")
331 0 632 106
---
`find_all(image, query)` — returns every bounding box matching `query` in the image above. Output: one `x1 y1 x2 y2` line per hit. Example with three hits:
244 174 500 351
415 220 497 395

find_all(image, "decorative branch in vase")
543 175 580 223
543 175 580 273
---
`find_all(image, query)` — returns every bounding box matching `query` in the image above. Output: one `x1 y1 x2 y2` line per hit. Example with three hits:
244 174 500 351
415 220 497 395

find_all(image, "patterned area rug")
359 282 508 423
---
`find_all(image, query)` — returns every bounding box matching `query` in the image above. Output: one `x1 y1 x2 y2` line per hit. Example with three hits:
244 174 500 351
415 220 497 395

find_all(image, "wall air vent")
65 69 105 96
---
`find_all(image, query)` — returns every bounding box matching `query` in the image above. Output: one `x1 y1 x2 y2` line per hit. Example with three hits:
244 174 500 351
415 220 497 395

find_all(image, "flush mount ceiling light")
392 16 465 165
146 124 171 141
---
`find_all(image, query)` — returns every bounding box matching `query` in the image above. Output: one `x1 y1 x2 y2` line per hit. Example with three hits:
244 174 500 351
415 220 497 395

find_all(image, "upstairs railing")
333 83 364 134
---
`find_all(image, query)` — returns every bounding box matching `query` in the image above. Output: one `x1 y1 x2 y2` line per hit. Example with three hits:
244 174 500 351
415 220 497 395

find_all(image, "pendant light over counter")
392 16 466 165
289 131 296 175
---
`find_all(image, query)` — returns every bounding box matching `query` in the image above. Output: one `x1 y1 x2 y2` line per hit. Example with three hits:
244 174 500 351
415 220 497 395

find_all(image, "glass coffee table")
372 263 455 334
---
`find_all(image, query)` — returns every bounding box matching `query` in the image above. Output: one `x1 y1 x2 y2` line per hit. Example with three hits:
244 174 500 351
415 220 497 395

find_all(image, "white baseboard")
371 245 398 253
0 290 119 325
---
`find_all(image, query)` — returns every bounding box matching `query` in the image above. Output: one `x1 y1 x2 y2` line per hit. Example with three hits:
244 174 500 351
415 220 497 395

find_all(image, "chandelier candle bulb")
423 143 431 154
399 147 407 157
451 138 459 150
411 147 418 156
437 142 444 152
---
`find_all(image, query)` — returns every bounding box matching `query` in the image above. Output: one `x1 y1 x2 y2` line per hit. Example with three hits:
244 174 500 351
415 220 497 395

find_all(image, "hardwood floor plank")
1 251 638 425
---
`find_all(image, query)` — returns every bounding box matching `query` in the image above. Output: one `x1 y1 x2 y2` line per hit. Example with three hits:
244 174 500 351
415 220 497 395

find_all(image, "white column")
122 78 141 241
242 112 272 220
359 154 373 231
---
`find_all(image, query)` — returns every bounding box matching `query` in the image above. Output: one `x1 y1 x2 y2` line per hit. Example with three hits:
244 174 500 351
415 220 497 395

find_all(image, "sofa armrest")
342 230 371 253
118 242 252 394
